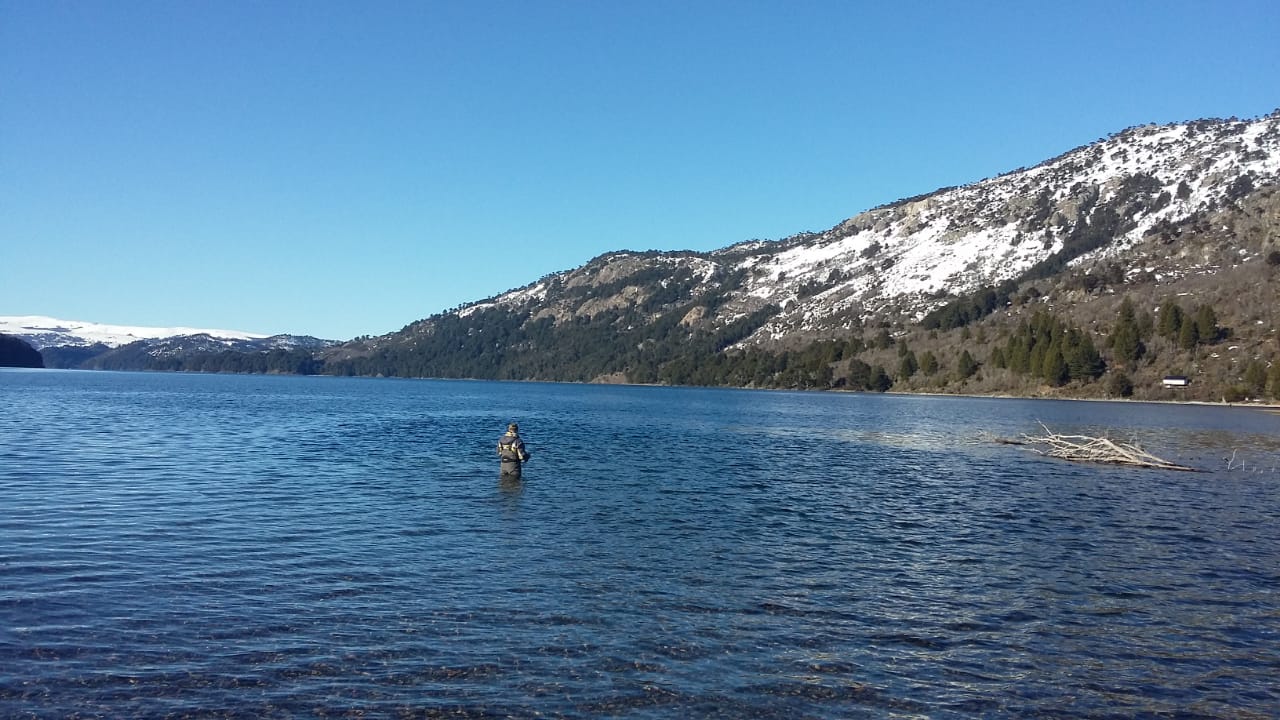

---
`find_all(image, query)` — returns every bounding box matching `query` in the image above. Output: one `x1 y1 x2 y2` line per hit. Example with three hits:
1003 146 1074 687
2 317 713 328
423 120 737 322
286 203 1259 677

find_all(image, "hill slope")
323 111 1280 401
0 316 337 371
0 334 44 368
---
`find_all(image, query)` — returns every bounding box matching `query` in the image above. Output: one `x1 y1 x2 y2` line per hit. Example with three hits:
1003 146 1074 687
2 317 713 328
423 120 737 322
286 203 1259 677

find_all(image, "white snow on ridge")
727 112 1280 338
0 315 268 349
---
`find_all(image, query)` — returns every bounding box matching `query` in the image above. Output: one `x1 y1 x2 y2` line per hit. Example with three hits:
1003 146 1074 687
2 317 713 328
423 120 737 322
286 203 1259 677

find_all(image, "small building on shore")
1162 375 1190 388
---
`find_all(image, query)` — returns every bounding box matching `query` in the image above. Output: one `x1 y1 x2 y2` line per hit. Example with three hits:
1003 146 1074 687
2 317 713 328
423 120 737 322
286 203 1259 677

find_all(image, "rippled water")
2 369 1278 718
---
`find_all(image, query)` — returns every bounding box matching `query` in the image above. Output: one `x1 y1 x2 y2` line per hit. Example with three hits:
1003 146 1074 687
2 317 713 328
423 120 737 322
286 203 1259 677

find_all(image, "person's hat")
508 423 518 431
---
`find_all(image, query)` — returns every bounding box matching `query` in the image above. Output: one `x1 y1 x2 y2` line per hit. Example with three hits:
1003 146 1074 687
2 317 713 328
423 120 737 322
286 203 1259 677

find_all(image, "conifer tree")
1005 336 1030 373
869 365 893 392
898 350 918 380
1029 342 1046 377
919 351 939 376
1178 317 1200 349
1193 305 1219 344
957 350 979 380
1136 309 1155 340
1110 297 1144 367
1067 333 1105 380
1158 301 1184 338
1111 321 1144 367
1118 296 1137 326
1042 349 1069 386
1243 359 1268 396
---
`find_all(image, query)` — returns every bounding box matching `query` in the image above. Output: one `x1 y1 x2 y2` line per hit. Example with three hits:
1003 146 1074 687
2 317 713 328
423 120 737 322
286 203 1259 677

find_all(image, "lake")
2 369 1278 718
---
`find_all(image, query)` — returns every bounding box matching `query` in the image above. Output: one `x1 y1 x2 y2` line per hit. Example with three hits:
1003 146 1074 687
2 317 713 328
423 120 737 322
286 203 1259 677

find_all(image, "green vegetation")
86 343 323 374
921 281 1018 331
988 309 1106 386
53 286 1279 405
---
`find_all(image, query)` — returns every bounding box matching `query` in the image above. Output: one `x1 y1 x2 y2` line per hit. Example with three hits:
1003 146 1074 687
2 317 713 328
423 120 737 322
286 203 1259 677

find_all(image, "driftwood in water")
1020 422 1199 471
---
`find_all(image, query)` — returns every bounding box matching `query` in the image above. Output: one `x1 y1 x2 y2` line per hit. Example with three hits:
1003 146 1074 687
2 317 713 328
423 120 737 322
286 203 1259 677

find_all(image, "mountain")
0 334 44 368
0 316 336 370
12 111 1280 401
0 316 271 350
322 111 1280 402
79 333 337 373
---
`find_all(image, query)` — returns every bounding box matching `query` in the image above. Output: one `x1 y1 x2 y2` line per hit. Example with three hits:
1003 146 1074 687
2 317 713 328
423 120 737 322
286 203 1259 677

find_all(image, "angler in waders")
497 423 530 478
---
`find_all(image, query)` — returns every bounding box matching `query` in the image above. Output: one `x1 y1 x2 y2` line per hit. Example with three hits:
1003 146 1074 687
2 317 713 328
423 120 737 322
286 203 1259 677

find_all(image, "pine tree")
869 365 893 392
1042 349 1069 386
957 350 979 380
1158 301 1184 338
1067 333 1105 380
1118 296 1137 326
919 351 939 376
1111 297 1144 367
1178 317 1200 349
1136 310 1155 340
1243 360 1268 396
1193 305 1219 344
1028 342 1046 378
1005 337 1030 373
1111 322 1144 367
898 351 918 380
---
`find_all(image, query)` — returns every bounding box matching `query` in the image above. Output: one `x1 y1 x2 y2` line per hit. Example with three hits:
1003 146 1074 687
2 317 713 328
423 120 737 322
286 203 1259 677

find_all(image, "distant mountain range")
8 111 1280 401
0 316 335 370
0 315 274 349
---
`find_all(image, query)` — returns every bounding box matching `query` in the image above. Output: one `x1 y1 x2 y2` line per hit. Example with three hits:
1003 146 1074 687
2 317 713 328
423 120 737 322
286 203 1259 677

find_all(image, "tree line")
0 334 44 368
37 291 1280 402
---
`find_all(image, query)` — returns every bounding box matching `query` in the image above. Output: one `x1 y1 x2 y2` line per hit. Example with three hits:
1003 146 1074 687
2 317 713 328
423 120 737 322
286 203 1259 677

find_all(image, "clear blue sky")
3 1 1278 340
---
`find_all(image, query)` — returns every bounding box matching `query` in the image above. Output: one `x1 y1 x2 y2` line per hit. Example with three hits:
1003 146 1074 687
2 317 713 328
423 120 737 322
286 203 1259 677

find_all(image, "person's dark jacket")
497 431 529 474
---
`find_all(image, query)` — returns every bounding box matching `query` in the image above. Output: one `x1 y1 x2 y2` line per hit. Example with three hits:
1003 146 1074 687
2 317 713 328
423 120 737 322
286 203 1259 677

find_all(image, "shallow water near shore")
2 369 1279 718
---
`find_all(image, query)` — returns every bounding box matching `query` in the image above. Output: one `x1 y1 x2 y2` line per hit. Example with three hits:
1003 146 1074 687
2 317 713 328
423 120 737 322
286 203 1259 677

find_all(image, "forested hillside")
0 334 44 368
23 111 1280 404
310 113 1279 403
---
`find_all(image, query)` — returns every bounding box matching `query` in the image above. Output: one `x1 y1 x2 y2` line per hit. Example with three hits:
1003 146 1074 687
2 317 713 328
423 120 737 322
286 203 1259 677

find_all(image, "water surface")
2 370 1278 718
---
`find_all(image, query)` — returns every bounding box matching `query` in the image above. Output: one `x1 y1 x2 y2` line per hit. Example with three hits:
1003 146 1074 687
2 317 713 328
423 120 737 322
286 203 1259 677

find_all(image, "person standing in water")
497 423 530 478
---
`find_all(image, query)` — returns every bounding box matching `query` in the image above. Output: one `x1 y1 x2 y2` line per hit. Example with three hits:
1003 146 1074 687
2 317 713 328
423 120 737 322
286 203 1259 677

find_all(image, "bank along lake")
2 369 1278 718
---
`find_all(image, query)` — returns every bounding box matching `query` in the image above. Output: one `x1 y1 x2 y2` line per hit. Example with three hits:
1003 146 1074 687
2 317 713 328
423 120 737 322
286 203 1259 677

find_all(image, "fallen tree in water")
1020 422 1199 471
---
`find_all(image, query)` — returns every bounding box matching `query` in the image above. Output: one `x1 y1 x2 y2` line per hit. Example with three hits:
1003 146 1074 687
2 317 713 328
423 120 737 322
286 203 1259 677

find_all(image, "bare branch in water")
1019 421 1200 472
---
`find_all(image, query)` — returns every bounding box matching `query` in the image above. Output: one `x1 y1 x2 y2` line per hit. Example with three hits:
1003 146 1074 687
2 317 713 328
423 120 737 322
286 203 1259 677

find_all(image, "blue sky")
3 1 1278 340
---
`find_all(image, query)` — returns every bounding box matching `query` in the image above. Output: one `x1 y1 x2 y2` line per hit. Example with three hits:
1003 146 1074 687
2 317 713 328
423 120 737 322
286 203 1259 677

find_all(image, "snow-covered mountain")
9 110 1278 395
321 110 1279 396
0 315 270 350
0 315 337 369
477 111 1279 345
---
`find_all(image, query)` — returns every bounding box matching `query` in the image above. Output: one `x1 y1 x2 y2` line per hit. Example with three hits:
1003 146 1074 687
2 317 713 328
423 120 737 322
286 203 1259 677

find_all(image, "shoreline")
12 366 1280 412
879 388 1280 412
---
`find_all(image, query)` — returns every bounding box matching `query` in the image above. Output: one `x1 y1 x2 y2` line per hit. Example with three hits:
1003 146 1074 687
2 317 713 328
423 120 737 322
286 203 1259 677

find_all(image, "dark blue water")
2 369 1278 718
